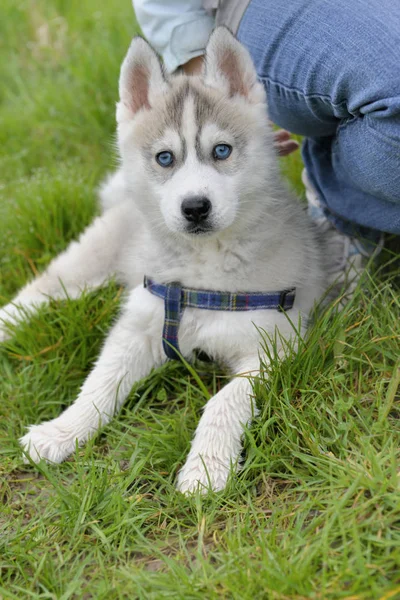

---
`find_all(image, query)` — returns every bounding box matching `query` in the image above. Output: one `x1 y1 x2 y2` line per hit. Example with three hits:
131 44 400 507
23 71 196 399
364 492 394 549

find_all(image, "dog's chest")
182 244 250 288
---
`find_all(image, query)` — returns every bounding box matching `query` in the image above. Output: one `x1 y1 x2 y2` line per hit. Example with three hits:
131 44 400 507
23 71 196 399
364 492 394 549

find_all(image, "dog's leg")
177 359 260 494
20 287 164 463
0 200 133 342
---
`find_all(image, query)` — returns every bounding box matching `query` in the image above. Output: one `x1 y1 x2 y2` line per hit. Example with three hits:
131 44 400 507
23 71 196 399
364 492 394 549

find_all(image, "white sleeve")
132 0 215 72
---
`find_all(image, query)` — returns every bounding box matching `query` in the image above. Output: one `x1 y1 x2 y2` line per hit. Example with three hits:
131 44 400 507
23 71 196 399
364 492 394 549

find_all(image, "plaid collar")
144 276 296 360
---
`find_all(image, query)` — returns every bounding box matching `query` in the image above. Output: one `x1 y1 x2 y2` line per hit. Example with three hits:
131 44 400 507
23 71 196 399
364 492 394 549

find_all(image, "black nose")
181 196 212 223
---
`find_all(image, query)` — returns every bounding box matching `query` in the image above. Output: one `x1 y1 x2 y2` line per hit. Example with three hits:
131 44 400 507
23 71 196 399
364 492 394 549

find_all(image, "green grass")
1 2 399 598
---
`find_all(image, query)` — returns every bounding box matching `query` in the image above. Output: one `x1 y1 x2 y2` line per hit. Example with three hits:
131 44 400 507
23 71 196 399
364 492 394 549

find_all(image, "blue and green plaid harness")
144 276 296 360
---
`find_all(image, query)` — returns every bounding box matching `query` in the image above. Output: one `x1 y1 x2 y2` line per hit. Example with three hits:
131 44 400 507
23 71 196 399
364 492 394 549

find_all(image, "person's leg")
236 0 400 235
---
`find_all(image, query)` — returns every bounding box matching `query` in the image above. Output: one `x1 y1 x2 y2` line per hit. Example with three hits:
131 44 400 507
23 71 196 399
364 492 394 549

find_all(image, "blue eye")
213 144 232 160
156 151 174 167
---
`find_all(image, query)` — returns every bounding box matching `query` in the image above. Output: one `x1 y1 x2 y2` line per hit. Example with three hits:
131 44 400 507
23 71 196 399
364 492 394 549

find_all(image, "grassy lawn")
1 1 399 598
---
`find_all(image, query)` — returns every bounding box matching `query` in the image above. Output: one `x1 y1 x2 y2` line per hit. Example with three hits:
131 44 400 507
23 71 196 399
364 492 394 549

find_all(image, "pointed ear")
204 27 265 104
117 36 168 123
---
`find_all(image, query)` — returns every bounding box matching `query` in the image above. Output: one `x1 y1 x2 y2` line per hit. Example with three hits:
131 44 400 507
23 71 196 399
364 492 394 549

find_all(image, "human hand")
273 128 299 156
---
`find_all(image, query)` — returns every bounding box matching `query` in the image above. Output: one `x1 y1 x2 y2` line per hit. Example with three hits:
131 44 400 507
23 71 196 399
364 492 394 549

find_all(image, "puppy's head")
117 27 276 238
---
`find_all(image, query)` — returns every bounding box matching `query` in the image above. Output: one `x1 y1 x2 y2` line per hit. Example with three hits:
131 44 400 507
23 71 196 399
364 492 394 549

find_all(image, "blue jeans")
237 0 400 236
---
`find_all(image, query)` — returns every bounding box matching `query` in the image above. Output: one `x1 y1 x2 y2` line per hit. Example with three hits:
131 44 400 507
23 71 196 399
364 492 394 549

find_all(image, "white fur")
2 29 326 494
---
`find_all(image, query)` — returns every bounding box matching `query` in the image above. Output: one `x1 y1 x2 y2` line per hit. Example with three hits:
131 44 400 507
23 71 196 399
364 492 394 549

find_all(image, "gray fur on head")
117 27 266 126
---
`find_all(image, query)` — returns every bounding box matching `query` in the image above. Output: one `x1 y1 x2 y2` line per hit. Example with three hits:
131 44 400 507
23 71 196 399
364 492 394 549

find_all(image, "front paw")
177 454 233 494
20 421 78 464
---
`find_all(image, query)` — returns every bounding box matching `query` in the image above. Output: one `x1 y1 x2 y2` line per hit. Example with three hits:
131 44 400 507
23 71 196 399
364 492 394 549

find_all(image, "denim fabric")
237 0 400 235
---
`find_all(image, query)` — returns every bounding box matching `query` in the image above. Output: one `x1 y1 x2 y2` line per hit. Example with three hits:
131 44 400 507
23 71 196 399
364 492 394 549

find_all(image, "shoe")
302 169 384 301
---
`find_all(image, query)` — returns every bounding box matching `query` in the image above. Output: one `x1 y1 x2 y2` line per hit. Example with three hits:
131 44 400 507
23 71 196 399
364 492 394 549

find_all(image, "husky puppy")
1 28 325 493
